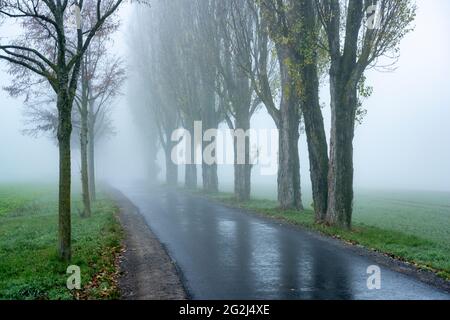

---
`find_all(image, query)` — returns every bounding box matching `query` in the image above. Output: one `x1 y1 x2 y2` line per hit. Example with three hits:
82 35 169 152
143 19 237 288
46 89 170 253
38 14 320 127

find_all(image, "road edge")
107 187 187 300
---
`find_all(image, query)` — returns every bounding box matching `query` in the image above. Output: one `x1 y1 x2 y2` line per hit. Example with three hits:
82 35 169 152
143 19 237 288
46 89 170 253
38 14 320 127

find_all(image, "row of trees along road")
0 0 136 261
129 0 416 229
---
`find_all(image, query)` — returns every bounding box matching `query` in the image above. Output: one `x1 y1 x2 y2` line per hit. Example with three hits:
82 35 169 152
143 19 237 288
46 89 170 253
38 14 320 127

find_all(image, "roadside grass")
0 185 52 217
0 185 123 300
351 190 450 249
194 190 450 281
223 184 450 249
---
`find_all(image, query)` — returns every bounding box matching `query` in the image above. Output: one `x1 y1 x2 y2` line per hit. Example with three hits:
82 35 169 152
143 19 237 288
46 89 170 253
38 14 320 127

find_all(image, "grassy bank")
0 185 123 300
196 190 450 281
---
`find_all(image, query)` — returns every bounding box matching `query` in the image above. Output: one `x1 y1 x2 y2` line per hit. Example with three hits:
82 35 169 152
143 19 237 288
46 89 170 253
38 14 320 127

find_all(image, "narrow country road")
115 183 450 300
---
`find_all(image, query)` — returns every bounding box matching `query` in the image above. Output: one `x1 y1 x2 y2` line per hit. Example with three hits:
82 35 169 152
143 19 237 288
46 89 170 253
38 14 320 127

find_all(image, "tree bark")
202 160 218 192
88 102 96 202
57 92 72 262
300 66 328 221
201 89 219 193
324 0 362 229
297 0 329 222
233 109 251 202
184 125 197 189
326 74 358 229
277 46 304 210
165 145 178 186
80 103 92 218
79 70 92 217
185 164 197 189
319 0 364 229
201 125 218 193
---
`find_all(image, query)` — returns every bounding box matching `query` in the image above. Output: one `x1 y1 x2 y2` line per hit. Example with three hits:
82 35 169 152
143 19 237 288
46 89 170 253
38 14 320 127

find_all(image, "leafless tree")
214 0 263 201
0 0 133 261
128 3 181 186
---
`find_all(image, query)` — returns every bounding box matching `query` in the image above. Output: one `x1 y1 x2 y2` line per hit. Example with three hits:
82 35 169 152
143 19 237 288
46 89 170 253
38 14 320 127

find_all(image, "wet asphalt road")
116 183 450 300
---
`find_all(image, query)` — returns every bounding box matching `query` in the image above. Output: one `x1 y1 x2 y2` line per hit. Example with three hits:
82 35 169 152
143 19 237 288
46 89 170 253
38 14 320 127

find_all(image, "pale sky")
0 0 449 192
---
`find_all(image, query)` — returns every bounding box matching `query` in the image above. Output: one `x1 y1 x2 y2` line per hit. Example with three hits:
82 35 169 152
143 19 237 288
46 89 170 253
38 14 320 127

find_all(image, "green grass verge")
0 185 123 300
222 184 450 249
194 190 450 281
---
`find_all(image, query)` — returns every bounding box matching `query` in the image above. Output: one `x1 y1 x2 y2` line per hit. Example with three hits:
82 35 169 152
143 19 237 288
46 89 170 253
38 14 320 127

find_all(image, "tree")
193 0 224 193
78 56 93 217
132 0 225 191
235 1 304 210
22 55 121 205
76 24 124 204
128 3 180 186
257 0 305 210
164 0 203 189
0 0 129 261
20 8 123 214
127 75 160 182
316 0 416 228
258 0 330 219
215 0 262 202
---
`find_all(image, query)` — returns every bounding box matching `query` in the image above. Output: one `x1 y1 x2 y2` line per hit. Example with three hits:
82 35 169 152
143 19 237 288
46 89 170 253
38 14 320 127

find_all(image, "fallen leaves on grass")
73 243 123 300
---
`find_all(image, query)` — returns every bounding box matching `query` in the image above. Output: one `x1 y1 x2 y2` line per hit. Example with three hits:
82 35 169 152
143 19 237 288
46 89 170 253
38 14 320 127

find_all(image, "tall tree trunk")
298 0 329 222
57 93 72 262
185 164 197 189
300 64 328 221
234 161 251 202
277 46 303 210
88 126 96 202
326 75 357 229
201 89 219 193
80 103 92 218
165 146 178 186
202 160 218 192
184 125 197 189
201 130 218 192
233 109 251 202
88 103 96 202
277 118 303 210
79 71 91 217
324 0 365 229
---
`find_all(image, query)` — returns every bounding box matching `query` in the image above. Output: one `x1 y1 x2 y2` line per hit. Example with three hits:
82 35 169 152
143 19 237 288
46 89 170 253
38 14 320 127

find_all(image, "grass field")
212 184 450 280
0 185 122 300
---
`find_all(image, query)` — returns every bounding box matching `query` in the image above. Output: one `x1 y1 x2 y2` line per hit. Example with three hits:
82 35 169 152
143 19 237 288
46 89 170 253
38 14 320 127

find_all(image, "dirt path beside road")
111 188 187 300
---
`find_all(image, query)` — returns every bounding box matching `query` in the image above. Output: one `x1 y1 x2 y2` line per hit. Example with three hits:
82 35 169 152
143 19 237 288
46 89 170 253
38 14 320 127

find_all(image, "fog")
0 0 449 193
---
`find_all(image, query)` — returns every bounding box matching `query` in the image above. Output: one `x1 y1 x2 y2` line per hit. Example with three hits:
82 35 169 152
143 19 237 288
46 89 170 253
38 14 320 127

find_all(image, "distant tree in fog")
128 0 229 190
128 3 180 186
215 0 263 202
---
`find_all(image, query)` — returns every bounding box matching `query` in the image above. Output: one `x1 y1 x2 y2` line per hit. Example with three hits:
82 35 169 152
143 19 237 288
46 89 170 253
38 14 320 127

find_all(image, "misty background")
0 0 449 193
